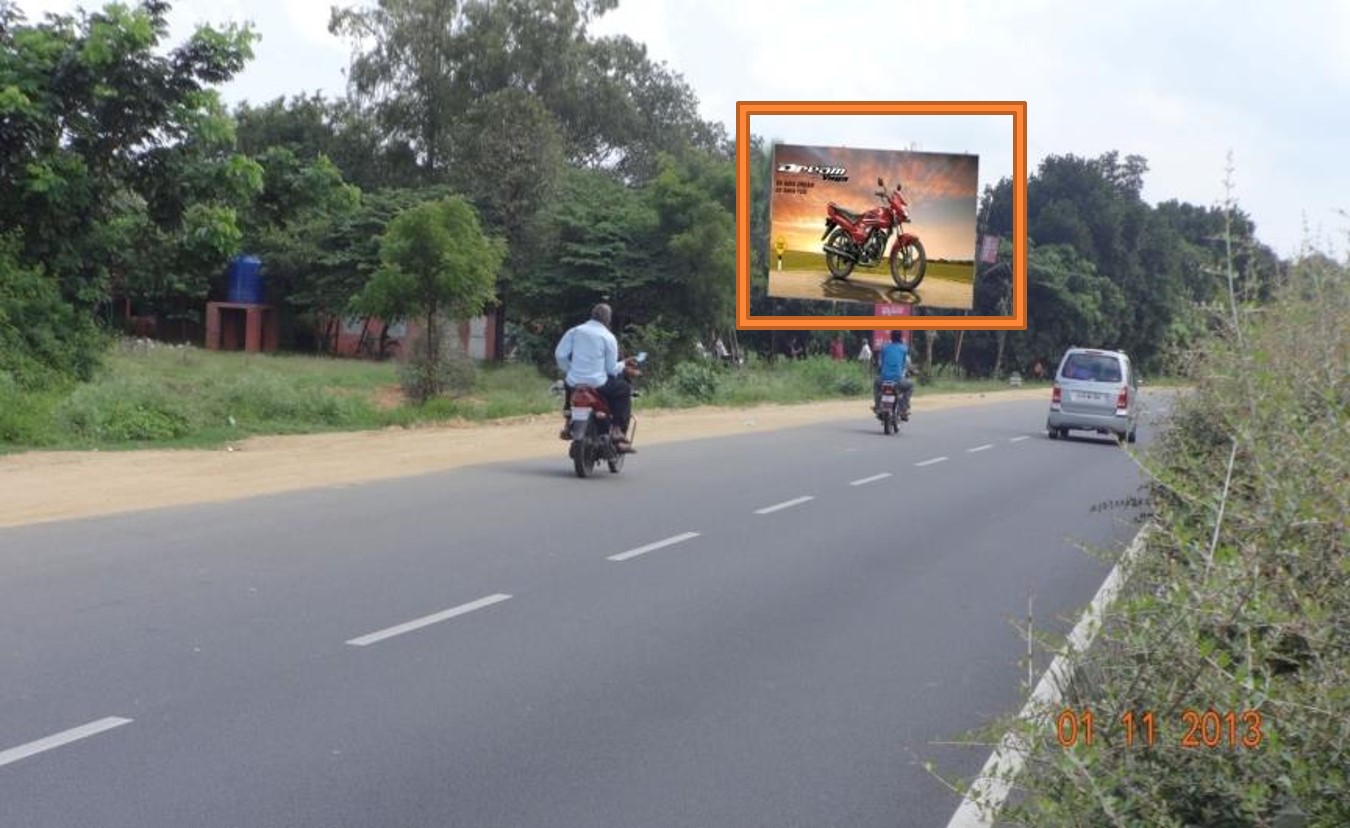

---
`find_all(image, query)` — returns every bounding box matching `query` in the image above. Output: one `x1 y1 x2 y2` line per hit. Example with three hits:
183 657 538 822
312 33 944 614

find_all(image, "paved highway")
0 393 1167 827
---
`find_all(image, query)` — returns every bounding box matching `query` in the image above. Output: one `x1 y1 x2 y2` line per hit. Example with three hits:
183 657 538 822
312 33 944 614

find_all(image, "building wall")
325 315 497 360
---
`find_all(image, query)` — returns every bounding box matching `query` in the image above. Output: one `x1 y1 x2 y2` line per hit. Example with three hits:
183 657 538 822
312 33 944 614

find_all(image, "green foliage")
327 0 721 183
0 238 104 389
356 195 503 402
357 195 505 325
0 0 258 312
668 361 721 402
55 375 194 442
960 151 1283 377
513 151 735 366
511 166 658 345
978 249 1350 827
397 327 478 405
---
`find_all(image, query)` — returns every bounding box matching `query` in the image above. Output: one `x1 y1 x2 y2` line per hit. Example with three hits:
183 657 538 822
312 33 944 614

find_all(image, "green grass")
639 355 1012 410
778 249 976 284
0 346 1049 453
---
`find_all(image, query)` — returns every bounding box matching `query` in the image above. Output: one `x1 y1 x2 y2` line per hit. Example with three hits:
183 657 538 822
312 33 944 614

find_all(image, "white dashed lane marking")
609 532 701 562
754 496 814 515
0 717 133 769
346 594 512 647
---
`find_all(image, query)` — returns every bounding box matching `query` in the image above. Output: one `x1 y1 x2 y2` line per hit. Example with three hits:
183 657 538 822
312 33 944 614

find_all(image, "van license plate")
1072 391 1104 402
571 407 592 421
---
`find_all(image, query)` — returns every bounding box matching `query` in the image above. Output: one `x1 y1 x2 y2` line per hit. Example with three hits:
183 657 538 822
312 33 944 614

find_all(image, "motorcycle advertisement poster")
767 143 979 312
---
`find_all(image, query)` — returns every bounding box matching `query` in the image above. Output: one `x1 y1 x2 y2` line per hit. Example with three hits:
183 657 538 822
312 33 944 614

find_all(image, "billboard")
767 142 978 312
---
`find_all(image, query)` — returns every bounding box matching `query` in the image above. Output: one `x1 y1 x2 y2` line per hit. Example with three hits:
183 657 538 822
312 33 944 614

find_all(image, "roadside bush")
791 355 869 397
0 239 105 390
0 373 59 446
966 251 1350 826
398 328 477 404
668 360 721 402
54 376 195 442
834 371 867 396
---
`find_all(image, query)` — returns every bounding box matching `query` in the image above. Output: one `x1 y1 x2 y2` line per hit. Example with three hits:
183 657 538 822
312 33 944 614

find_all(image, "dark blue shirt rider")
874 330 914 418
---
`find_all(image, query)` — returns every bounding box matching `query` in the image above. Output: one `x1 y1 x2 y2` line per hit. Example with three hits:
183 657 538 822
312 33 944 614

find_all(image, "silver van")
1046 348 1139 443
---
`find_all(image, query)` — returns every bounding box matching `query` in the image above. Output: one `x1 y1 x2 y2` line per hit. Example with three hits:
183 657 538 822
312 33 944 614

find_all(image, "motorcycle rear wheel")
571 439 591 478
890 238 927 291
824 228 857 279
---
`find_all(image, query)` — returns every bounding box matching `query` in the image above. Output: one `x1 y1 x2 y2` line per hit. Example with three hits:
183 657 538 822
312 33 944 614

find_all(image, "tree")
510 166 655 350
283 185 453 352
0 1 256 309
449 86 566 318
638 151 736 357
355 196 505 399
328 0 717 183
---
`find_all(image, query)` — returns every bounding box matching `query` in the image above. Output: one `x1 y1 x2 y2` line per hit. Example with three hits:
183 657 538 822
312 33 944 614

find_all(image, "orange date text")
1054 708 1264 749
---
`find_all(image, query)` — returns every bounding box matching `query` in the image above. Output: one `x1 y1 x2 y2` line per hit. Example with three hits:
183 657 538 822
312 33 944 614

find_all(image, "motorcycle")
559 353 645 479
822 176 927 291
874 371 913 436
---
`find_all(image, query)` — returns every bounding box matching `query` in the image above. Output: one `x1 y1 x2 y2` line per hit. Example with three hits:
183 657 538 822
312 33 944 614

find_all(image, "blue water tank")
226 255 265 304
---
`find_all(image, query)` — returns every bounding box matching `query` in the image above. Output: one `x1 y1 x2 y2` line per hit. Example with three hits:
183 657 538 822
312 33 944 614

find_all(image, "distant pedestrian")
714 336 731 364
858 340 872 365
829 336 845 361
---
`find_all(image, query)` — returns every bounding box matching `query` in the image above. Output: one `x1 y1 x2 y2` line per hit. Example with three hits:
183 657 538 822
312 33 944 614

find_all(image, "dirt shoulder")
0 389 1053 528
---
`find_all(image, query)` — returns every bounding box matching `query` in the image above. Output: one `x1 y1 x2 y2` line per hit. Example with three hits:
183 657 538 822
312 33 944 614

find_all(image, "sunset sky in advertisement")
770 144 979 260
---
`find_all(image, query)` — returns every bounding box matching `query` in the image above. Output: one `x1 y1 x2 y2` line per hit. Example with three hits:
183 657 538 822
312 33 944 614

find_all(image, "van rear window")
1062 353 1123 382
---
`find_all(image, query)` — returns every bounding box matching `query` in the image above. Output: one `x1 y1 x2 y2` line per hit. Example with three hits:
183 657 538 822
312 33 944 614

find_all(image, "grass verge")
1 346 1061 453
939 257 1349 825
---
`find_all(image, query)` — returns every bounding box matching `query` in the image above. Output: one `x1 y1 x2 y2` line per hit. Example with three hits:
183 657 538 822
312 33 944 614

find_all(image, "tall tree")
355 195 506 381
0 0 256 308
328 0 716 183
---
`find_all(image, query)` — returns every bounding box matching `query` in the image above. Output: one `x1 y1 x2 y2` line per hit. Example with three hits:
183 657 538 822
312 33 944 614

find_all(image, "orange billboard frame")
735 101 1027 331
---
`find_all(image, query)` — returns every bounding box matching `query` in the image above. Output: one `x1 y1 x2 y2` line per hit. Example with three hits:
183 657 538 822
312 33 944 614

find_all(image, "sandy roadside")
0 388 1055 528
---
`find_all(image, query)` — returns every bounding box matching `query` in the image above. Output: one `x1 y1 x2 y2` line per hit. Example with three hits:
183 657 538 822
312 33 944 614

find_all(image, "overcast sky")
17 0 1350 257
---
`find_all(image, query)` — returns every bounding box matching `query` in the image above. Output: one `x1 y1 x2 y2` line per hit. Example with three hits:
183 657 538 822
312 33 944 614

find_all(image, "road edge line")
944 522 1155 827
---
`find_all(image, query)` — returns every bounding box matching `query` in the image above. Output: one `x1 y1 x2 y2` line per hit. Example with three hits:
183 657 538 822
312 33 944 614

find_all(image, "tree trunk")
357 315 372 357
924 329 936 374
994 330 1006 379
954 328 965 369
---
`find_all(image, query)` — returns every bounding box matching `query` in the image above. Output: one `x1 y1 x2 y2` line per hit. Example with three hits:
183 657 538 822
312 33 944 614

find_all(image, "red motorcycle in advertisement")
821 177 927 291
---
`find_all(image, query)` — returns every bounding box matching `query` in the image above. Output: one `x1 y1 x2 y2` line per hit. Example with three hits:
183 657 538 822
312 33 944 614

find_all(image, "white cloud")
282 0 350 51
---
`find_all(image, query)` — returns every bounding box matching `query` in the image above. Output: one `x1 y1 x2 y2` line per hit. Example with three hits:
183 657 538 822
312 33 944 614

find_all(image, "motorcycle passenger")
555 303 641 452
874 330 914 420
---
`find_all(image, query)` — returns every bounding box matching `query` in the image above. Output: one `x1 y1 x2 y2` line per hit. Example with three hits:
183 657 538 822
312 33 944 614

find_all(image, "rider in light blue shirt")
556 316 623 387
555 303 638 450
874 330 914 418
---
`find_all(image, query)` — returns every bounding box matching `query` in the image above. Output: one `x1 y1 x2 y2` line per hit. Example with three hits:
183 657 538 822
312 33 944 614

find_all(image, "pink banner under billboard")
873 303 912 347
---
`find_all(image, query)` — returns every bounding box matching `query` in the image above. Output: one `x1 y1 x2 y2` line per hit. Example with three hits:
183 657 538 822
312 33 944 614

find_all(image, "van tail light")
1051 384 1062 411
1115 387 1129 414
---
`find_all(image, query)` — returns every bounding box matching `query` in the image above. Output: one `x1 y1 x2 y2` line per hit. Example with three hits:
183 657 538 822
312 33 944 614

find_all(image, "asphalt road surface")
0 393 1170 828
